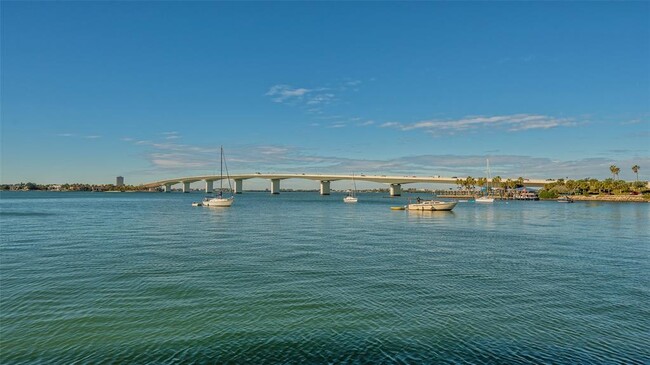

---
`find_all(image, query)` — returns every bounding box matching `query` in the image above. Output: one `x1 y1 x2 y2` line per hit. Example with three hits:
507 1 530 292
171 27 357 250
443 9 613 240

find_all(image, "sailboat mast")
220 145 223 190
486 159 491 193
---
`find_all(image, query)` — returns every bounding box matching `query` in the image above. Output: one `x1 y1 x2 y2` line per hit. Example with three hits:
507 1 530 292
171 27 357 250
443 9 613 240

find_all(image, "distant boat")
557 196 574 203
476 159 495 203
202 146 234 207
343 173 358 203
475 196 495 203
516 191 539 201
407 198 457 211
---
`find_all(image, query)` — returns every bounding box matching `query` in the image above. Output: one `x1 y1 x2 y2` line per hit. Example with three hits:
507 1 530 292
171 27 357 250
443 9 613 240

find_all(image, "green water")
1 191 648 364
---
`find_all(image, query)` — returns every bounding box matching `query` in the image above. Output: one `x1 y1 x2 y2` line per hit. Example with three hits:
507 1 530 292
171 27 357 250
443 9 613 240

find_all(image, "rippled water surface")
1 191 649 364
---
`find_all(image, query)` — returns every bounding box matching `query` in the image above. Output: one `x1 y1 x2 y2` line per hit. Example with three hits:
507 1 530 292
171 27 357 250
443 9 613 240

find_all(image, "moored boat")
199 146 235 208
475 196 495 203
475 159 495 203
407 199 457 211
343 173 359 203
203 193 234 207
557 196 574 203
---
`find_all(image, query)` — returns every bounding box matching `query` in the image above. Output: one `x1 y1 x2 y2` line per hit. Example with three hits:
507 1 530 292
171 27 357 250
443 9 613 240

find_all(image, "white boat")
203 194 234 207
343 173 358 203
557 196 574 203
476 159 495 203
407 199 457 211
202 146 234 207
475 196 495 203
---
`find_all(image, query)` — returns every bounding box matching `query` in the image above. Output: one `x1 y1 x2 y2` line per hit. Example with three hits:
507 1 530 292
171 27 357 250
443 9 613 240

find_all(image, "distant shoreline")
554 195 649 203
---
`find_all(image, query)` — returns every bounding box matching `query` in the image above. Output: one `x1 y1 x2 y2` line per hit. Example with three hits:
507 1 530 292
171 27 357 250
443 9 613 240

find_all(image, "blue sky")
2 2 649 188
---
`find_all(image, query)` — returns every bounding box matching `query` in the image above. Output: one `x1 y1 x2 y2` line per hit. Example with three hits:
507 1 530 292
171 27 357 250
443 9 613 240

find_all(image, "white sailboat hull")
343 196 358 203
203 196 234 207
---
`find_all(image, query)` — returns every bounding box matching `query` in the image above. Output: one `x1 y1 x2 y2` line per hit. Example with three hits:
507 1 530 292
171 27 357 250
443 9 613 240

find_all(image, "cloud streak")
381 114 576 134
265 85 312 104
56 133 101 139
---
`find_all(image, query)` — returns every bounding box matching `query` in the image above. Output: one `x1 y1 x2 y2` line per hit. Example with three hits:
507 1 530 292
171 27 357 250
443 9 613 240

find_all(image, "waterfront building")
116 176 124 187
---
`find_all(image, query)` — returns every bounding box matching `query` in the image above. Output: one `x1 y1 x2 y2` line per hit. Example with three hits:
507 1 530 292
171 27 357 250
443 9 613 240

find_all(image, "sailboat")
475 159 495 203
343 173 358 203
202 146 234 207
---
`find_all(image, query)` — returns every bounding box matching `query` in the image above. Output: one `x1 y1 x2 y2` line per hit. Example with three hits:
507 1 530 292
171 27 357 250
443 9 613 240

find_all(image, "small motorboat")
407 199 457 211
390 206 406 210
191 202 203 207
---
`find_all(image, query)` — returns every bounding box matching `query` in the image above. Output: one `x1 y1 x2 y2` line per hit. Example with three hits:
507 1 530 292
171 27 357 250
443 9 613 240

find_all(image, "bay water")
1 191 648 364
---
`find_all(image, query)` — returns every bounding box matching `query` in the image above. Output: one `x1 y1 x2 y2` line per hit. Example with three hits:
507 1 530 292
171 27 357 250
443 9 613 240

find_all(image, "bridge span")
142 173 552 196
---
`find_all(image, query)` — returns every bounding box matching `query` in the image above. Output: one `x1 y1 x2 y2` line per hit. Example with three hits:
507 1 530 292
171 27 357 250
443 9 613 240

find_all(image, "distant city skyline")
2 2 648 188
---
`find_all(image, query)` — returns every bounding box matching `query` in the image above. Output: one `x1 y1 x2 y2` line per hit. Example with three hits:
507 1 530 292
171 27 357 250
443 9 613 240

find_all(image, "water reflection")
405 210 456 220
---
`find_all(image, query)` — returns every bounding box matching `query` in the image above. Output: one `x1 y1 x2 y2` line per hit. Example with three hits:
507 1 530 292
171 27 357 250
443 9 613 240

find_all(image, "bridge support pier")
182 181 191 193
234 179 243 194
271 179 280 194
390 183 402 196
205 180 214 193
163 183 173 193
320 181 330 195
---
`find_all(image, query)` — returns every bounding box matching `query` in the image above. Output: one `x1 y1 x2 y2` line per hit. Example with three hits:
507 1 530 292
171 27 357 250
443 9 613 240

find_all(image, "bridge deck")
142 173 551 188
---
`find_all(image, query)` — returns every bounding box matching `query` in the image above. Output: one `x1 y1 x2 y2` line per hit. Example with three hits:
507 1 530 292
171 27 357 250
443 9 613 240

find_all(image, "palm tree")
477 177 487 190
492 176 502 198
516 177 525 188
610 165 620 180
632 165 640 181
505 178 513 199
465 176 476 192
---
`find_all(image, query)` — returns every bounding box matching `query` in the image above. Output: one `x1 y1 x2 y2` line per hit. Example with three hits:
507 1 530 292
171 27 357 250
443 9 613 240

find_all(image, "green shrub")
539 190 558 199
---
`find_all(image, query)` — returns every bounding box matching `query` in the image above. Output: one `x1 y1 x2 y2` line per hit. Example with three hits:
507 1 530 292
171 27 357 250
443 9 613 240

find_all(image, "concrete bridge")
142 173 552 196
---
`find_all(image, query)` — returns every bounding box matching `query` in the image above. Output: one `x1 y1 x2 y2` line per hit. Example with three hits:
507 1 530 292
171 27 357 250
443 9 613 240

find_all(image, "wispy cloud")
56 133 101 139
620 118 649 125
265 85 312 103
266 79 366 109
380 122 401 128
381 114 576 135
306 93 335 105
162 131 181 140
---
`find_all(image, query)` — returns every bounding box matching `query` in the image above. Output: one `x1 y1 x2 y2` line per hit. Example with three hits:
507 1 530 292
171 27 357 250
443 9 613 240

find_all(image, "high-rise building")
116 176 124 186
